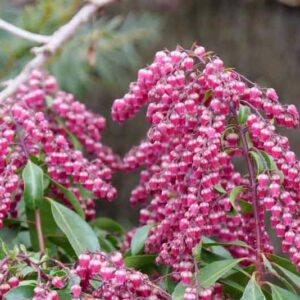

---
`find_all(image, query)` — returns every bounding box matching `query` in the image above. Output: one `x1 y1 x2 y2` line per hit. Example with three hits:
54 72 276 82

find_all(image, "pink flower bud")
71 285 81 298
110 252 123 267
180 271 193 286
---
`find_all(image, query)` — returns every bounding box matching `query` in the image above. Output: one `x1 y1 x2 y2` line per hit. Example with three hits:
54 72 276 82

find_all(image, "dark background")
1 0 300 227
98 0 300 226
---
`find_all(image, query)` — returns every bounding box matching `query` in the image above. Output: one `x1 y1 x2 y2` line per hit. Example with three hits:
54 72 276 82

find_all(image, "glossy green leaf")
131 224 152 255
203 90 212 103
259 150 277 171
22 160 44 209
245 132 254 148
262 254 277 274
198 258 242 288
241 275 266 300
202 240 251 249
50 200 100 256
25 207 38 251
124 254 156 270
45 95 54 108
249 151 265 175
40 200 57 244
202 236 233 258
4 285 34 300
172 283 186 300
240 200 253 214
91 217 124 234
47 235 76 258
57 291 72 300
262 254 298 292
221 278 245 299
0 238 8 259
192 241 202 262
229 186 246 212
267 254 298 274
46 175 84 219
201 249 227 263
214 183 226 194
275 264 300 288
98 236 116 253
76 184 94 199
238 105 250 124
271 284 300 300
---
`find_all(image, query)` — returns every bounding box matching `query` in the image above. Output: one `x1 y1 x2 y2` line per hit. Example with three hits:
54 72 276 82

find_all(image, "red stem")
230 103 263 279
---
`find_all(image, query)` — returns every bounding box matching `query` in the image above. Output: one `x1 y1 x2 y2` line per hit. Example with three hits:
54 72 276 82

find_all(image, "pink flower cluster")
0 251 168 300
74 252 167 299
112 44 300 283
0 70 120 225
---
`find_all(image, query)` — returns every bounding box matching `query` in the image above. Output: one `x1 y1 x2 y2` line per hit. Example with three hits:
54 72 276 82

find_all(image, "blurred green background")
0 0 300 226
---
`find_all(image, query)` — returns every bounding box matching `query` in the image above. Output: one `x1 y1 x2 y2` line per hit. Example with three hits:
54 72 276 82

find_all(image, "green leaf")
22 160 44 209
124 254 156 271
4 285 34 300
271 284 300 300
259 150 278 171
229 186 246 212
241 275 266 300
221 278 245 298
25 207 39 251
249 151 265 175
192 241 202 262
264 254 296 292
238 105 250 124
214 183 226 194
245 132 254 148
131 224 152 255
198 258 242 288
274 264 300 288
43 175 50 191
203 90 212 103
267 254 298 275
46 175 84 219
76 184 95 199
45 95 54 108
201 249 227 263
39 200 57 244
262 254 277 274
47 235 76 258
91 217 124 234
98 236 116 253
202 240 251 250
202 236 233 258
240 200 253 214
49 199 100 256
57 291 72 300
172 283 186 300
0 238 8 259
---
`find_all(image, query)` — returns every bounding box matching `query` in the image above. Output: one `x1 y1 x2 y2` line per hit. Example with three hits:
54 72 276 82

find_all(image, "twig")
0 19 50 44
0 0 116 102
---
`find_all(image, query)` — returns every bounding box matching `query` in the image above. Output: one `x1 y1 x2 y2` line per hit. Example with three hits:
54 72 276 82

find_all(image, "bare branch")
0 19 50 44
0 0 116 102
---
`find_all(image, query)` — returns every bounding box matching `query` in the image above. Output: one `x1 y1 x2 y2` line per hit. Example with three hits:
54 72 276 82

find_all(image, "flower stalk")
230 102 264 279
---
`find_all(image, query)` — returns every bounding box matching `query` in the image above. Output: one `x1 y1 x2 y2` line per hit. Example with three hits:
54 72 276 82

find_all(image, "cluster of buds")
0 251 169 300
0 70 120 224
74 251 166 299
112 44 300 284
0 255 65 300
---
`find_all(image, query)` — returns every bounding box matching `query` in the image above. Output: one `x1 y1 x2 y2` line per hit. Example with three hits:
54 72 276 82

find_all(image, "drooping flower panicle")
112 45 300 285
